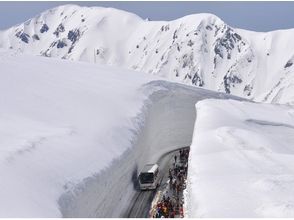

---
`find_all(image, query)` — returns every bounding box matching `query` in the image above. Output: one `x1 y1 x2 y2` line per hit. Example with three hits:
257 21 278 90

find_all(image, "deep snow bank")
60 80 241 217
0 49 240 217
186 99 294 217
0 49 156 217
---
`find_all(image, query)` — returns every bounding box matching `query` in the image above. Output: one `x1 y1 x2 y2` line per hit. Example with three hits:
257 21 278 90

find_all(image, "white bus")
138 164 160 190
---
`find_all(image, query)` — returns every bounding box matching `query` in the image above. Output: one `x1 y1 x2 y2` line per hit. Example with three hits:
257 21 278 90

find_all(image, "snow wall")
58 80 241 217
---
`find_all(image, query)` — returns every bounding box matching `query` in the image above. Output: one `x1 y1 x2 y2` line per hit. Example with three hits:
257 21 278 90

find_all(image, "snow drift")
185 99 294 217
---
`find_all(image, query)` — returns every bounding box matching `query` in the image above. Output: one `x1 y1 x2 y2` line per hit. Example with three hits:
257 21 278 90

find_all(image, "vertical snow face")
2 4 294 104
185 99 294 217
0 49 156 217
0 49 241 217
58 80 240 218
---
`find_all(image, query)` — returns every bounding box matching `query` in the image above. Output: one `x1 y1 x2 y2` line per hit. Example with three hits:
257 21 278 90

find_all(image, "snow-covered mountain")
1 4 294 104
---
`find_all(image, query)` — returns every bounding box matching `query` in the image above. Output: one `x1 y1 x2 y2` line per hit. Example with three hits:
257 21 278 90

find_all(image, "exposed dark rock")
233 33 242 41
184 73 192 80
172 30 178 43
244 84 253 96
67 29 81 43
214 46 223 59
57 40 67 48
164 25 170 31
285 60 293 68
15 31 30 43
68 45 74 54
214 27 242 60
53 24 65 37
173 30 177 39
32 34 40 40
223 72 242 94
182 53 194 69
40 24 49 33
42 49 51 57
192 71 204 87
50 41 57 48
67 29 82 54
187 40 194 47
15 31 21 37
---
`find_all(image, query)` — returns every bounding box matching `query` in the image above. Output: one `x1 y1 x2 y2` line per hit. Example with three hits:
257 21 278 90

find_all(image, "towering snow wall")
59 80 242 217
185 99 294 217
0 49 240 217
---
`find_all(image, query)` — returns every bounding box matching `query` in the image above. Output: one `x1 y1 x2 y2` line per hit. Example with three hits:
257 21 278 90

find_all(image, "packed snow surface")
186 99 294 217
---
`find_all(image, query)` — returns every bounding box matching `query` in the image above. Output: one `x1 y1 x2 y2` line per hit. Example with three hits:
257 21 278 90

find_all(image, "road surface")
124 147 189 218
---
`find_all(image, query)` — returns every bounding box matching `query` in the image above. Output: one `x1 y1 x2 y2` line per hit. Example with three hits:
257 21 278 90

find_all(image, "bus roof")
141 164 159 173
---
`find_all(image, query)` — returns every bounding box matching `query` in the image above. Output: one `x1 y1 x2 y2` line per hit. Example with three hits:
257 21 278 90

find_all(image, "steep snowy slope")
185 99 294 217
1 4 294 104
236 28 294 103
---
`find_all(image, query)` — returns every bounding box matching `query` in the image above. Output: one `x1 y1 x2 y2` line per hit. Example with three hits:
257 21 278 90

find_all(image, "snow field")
185 99 294 217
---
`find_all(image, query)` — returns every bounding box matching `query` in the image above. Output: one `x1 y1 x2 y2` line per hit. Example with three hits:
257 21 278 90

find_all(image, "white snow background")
185 99 294 217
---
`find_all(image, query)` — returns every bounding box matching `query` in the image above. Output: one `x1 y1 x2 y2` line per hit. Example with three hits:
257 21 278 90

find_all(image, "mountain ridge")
1 4 294 104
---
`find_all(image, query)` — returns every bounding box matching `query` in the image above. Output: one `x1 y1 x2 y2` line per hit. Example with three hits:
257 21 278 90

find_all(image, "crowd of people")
153 148 189 218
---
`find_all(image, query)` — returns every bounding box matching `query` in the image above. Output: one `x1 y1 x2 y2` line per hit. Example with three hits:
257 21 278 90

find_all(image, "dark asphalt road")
124 147 189 218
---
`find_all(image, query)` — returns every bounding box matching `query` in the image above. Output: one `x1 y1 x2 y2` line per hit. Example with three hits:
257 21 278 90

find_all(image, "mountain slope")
1 4 294 104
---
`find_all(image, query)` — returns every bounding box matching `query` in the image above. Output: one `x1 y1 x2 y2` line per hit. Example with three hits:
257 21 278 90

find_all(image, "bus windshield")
139 173 154 184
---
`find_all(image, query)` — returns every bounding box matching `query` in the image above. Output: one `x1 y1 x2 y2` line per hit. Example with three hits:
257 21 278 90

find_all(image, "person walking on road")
174 155 177 163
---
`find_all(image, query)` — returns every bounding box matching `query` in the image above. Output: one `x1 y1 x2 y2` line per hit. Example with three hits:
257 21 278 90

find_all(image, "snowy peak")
1 4 142 54
1 4 294 104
